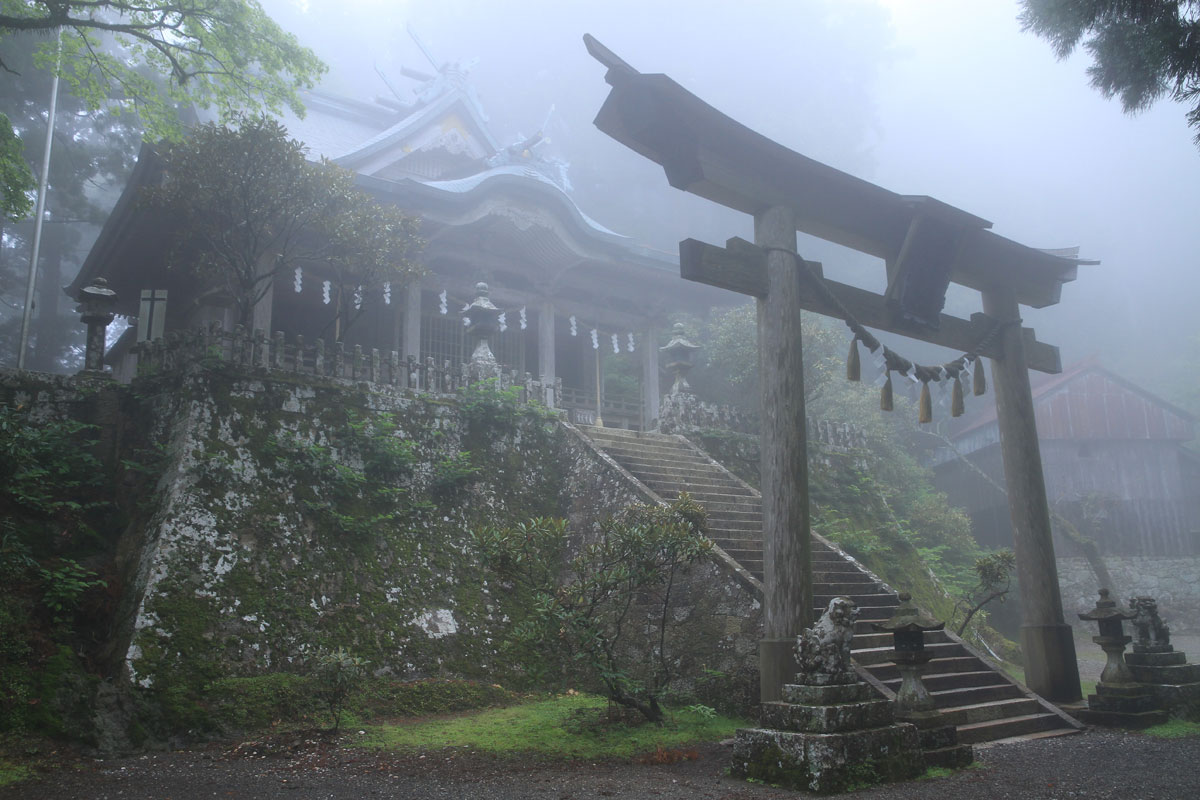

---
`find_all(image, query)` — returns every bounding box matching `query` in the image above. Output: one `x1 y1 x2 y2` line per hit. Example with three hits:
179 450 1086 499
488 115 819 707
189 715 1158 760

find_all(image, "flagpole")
18 28 62 370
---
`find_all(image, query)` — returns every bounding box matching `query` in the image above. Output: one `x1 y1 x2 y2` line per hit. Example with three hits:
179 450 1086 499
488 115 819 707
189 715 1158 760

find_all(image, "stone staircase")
581 425 1081 746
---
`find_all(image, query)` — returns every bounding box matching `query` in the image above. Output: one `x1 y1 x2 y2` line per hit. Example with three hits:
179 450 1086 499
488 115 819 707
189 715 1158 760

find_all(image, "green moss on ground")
1143 719 1200 738
359 693 744 760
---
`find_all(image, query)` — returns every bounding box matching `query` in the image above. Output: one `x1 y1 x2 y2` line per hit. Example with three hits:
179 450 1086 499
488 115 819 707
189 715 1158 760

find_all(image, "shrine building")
69 61 734 430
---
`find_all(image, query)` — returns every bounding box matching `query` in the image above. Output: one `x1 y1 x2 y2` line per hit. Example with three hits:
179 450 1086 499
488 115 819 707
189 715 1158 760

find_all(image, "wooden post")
641 324 660 430
538 299 557 407
982 286 1082 703
756 205 812 702
403 284 422 362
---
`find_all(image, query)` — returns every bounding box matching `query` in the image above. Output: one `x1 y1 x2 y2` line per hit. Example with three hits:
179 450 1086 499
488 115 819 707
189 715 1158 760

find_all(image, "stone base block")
923 744 975 769
1076 707 1168 729
783 682 875 705
1128 662 1200 685
761 698 894 733
1088 683 1159 714
1126 651 1187 668
731 724 925 794
1142 682 1200 720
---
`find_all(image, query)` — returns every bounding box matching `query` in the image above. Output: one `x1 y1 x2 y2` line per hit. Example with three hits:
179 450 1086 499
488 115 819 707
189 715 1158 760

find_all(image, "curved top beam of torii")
583 34 1096 374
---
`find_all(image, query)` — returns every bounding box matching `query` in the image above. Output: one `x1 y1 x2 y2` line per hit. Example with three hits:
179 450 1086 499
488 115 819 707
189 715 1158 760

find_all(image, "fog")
265 0 1200 397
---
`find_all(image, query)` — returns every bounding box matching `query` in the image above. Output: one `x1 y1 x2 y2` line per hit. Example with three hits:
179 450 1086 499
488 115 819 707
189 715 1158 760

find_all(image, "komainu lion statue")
795 596 859 683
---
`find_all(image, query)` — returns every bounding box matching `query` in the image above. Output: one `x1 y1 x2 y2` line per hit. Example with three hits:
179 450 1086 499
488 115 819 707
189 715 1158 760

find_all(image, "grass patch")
1143 719 1200 739
0 759 30 788
358 693 744 760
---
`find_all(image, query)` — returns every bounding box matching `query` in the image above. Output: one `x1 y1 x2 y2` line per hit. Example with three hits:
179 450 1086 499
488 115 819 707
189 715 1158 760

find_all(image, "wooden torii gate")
585 35 1092 704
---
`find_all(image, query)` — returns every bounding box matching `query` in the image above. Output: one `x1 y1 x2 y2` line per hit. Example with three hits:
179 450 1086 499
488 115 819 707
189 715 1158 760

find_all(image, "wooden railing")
133 323 561 405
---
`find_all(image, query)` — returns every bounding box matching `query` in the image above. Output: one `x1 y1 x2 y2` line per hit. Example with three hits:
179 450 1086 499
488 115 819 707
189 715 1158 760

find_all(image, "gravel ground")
3 727 1198 800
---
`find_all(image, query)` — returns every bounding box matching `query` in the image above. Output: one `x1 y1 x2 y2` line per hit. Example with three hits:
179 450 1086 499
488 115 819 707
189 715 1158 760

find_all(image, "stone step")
821 579 886 595
852 641 964 666
938 697 1040 727
881 670 1009 693
851 629 951 650
864 655 985 680
705 520 762 535
813 592 897 608
928 683 1027 709
704 510 764 524
956 713 1067 745
649 485 757 504
978 728 1081 747
600 447 716 466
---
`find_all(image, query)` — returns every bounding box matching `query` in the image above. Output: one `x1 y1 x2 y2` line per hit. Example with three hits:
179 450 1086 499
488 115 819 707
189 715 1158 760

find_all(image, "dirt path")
3 728 1198 800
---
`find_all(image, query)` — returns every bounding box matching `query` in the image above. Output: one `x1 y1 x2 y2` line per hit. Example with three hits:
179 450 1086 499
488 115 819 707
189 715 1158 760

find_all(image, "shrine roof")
585 35 1096 310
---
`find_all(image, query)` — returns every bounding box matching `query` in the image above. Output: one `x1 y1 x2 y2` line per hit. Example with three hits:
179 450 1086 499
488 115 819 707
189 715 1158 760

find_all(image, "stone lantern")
1078 588 1136 685
464 282 502 380
872 592 944 716
873 592 973 768
75 278 119 375
1076 588 1169 727
659 322 699 395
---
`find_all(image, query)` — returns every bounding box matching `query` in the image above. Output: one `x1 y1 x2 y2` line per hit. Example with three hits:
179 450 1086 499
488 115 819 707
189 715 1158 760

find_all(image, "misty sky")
267 0 1200 394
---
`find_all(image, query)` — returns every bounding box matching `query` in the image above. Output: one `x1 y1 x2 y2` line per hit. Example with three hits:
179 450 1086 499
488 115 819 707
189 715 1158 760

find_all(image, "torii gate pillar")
983 287 1082 702
756 206 813 702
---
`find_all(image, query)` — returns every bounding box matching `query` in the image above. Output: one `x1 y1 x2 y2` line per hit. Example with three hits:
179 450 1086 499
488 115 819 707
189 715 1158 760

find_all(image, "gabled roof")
951 358 1194 442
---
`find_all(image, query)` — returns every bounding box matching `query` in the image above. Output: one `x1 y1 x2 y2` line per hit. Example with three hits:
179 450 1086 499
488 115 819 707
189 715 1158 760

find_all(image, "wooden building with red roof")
932 360 1200 557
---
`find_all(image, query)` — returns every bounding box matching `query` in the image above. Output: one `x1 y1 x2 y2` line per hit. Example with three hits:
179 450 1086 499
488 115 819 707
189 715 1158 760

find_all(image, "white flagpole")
18 28 62 370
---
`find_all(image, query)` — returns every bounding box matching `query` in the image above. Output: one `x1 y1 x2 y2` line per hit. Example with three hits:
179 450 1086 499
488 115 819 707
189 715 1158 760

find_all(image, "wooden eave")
585 35 1090 310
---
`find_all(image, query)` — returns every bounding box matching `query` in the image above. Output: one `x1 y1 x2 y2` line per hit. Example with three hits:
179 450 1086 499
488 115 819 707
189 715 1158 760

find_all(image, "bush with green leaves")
312 648 369 732
475 495 712 723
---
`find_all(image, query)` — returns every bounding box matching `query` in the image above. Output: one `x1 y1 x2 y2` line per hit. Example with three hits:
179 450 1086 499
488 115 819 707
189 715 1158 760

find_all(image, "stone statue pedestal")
731 678 924 794
1125 640 1200 720
731 599 924 793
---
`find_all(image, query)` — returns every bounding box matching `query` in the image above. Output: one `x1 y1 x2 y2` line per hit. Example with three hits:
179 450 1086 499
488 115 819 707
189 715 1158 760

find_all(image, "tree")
0 32 139 370
475 496 712 723
0 1 325 220
145 117 424 335
953 549 1015 636
1020 1 1200 142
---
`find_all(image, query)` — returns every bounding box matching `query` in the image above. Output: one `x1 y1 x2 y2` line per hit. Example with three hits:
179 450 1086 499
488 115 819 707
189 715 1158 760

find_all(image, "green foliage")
38 559 106 623
145 116 423 332
476 496 712 723
0 1 325 142
0 112 33 222
953 550 1015 636
359 692 743 760
1020 1 1200 143
692 304 845 415
432 452 479 496
311 648 368 732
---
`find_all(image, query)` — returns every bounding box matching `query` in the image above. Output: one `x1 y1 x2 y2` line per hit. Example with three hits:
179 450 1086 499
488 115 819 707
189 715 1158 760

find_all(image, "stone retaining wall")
1059 556 1200 634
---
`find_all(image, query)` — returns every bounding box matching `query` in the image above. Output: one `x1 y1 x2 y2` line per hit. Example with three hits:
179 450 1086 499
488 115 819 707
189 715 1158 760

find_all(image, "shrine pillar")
982 286 1082 703
641 323 660 429
403 284 422 361
538 299 557 407
756 205 813 702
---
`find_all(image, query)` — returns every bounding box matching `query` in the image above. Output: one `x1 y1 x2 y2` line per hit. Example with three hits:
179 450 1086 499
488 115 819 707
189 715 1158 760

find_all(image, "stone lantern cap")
1078 588 1135 623
76 277 119 321
872 592 945 634
465 282 501 333
659 322 699 363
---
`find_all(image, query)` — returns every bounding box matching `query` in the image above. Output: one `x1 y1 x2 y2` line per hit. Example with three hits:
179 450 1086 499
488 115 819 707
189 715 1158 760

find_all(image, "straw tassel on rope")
973 356 987 396
918 379 933 424
880 372 893 412
846 336 861 382
951 375 965 418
